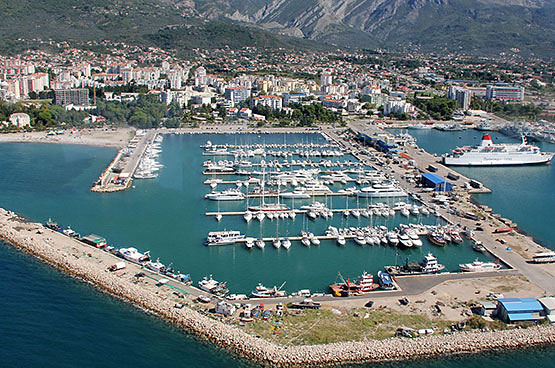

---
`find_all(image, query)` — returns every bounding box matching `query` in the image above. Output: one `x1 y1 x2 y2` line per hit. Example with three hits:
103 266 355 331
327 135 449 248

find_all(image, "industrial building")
421 173 453 191
495 298 544 323
538 297 555 324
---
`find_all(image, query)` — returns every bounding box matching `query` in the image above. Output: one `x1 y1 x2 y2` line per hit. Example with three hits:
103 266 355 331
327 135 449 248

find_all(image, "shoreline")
1 208 553 367
0 128 134 149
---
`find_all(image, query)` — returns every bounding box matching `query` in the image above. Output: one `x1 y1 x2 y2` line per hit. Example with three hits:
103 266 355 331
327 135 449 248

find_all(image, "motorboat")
204 188 245 201
245 238 255 249
336 235 346 246
243 211 253 223
354 233 366 245
282 237 291 250
459 260 501 272
377 271 395 290
205 230 245 246
308 232 320 245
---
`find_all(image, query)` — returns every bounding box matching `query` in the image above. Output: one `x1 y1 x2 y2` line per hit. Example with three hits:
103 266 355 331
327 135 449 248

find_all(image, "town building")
251 95 283 110
486 85 525 102
447 86 471 110
538 297 555 324
224 87 251 106
54 88 90 106
384 97 415 115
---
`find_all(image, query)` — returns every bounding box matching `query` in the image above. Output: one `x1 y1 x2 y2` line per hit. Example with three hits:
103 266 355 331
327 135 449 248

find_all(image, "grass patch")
242 308 454 345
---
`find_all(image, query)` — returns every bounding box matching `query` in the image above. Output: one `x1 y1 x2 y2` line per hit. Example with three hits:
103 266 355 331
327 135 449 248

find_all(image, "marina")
0 127 554 367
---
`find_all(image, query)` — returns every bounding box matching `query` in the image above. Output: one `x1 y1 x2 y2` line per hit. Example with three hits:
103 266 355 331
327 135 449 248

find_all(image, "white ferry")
443 134 554 166
205 230 245 246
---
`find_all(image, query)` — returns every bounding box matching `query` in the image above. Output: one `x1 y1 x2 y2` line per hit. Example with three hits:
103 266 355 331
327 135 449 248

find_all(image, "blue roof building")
496 298 544 323
421 173 452 191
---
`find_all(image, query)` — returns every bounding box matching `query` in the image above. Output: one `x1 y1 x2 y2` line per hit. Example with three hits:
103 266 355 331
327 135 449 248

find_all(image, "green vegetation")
251 103 342 126
469 99 543 120
243 308 454 345
414 96 456 120
0 101 88 129
96 95 183 129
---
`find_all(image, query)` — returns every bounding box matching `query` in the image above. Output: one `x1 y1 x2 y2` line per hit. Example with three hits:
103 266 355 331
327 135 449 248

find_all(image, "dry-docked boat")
459 260 501 272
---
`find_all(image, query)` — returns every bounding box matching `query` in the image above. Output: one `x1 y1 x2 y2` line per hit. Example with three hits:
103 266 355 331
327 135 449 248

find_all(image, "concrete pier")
91 130 156 193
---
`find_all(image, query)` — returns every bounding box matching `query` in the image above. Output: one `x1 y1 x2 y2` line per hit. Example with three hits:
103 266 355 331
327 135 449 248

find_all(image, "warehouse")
496 298 544 323
421 172 452 191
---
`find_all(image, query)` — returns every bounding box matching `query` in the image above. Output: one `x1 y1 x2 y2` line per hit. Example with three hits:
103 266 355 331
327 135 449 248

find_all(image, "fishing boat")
377 271 395 290
118 247 150 264
145 258 166 273
251 282 287 298
459 260 501 272
198 275 228 295
356 271 380 292
329 273 362 297
205 230 245 246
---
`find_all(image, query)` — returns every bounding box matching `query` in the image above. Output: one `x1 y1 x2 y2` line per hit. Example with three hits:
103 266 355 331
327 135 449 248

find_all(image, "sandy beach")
0 128 134 148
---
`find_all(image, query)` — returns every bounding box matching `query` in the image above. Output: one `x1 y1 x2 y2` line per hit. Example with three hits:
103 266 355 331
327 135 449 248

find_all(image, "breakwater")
1 207 553 367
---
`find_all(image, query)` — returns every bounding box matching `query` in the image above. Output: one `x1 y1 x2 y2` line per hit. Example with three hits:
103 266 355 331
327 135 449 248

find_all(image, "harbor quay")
91 130 157 193
1 207 554 367
330 121 555 294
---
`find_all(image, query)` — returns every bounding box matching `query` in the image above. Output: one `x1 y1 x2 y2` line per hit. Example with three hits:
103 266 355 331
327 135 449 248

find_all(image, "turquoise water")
0 136 491 294
1 137 554 368
392 129 555 250
3 241 555 368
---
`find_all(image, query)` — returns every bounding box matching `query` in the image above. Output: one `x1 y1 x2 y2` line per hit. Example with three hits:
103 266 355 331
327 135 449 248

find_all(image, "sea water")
392 128 555 250
1 135 553 368
0 135 491 294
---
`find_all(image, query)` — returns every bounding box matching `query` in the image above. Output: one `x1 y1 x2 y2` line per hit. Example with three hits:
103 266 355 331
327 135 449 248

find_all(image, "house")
9 113 31 128
239 108 252 119
496 298 544 323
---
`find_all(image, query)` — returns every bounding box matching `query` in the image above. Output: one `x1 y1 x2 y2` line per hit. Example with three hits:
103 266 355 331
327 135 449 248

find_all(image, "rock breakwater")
0 207 553 367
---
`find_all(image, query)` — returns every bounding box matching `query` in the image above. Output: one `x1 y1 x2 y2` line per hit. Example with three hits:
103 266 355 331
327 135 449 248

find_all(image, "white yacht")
358 182 407 198
205 230 245 246
459 259 501 272
279 190 311 199
205 189 245 201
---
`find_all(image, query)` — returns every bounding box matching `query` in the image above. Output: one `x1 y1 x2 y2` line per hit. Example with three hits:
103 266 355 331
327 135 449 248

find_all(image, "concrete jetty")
91 130 155 193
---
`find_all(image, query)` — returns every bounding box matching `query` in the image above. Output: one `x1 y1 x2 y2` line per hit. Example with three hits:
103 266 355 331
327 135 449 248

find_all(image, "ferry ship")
443 134 554 166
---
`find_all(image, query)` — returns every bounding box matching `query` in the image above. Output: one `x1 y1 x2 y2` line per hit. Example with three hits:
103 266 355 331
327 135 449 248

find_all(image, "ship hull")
444 153 554 166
